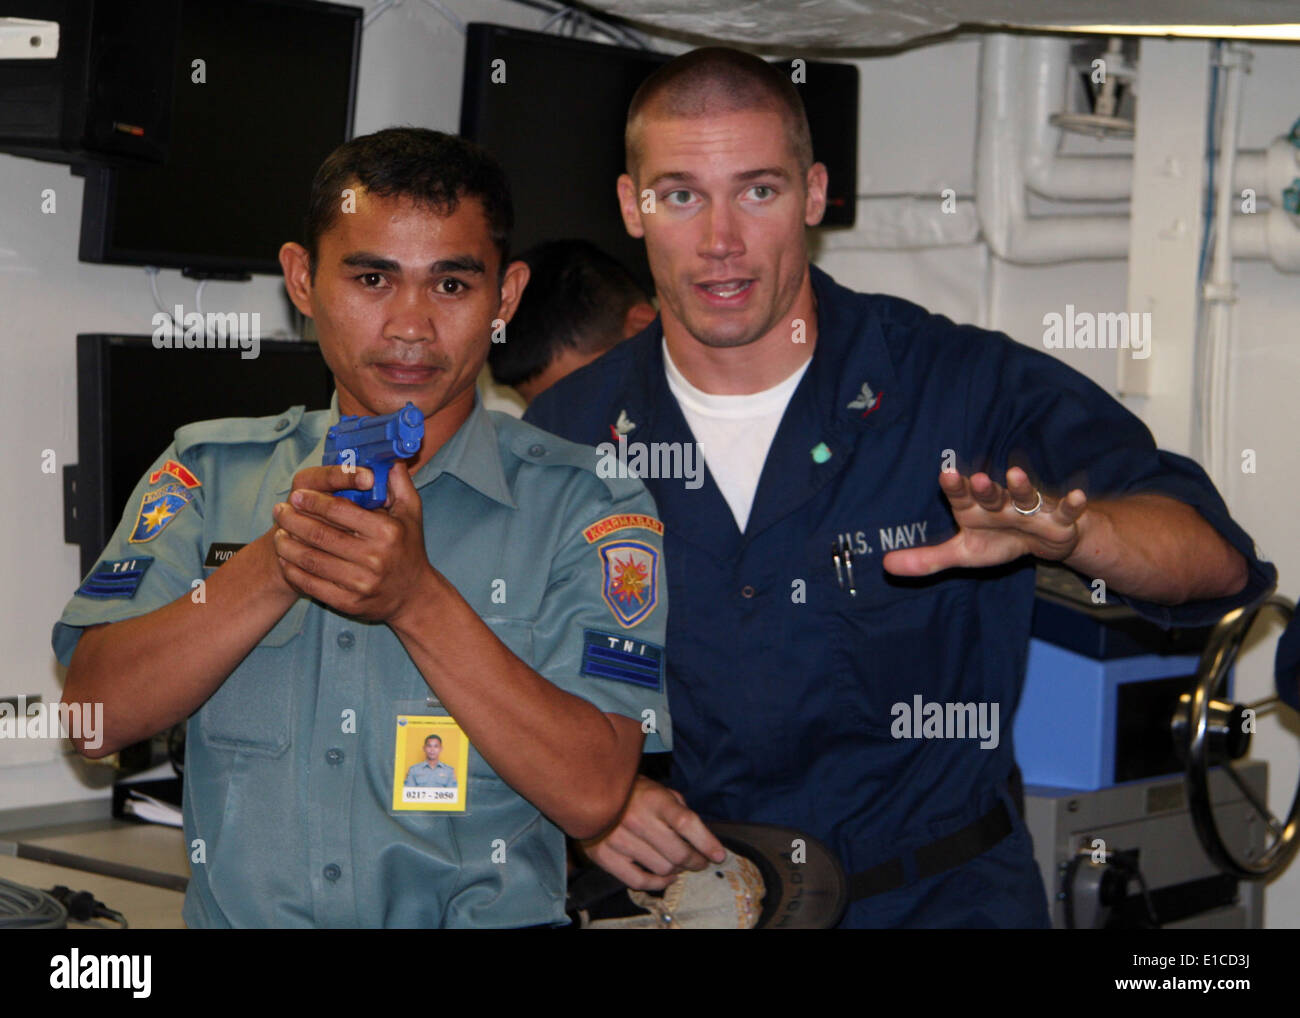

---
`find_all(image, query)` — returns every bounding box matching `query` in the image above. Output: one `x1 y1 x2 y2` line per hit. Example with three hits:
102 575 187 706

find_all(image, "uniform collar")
413 390 516 509
616 318 669 441
615 263 905 440
605 264 909 549
279 390 516 510
803 263 905 438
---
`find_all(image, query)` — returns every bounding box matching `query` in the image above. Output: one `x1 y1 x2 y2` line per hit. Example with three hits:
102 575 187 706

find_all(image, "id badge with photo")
392 699 471 815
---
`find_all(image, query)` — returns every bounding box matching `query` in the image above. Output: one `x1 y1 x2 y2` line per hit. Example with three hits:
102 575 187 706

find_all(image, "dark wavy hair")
302 126 513 281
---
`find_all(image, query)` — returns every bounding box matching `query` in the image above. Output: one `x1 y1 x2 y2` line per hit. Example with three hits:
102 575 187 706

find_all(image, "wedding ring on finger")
1012 489 1043 516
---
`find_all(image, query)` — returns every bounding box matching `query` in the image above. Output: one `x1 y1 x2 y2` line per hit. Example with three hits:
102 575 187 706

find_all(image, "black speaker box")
0 0 178 165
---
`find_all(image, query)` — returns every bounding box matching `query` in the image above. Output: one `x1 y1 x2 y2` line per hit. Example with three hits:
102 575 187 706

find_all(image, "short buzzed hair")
625 47 814 181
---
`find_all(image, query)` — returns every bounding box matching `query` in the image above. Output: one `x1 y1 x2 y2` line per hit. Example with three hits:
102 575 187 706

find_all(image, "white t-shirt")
663 340 811 532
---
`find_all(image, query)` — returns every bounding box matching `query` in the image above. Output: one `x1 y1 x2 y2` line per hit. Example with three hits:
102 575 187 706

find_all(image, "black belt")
848 800 1014 901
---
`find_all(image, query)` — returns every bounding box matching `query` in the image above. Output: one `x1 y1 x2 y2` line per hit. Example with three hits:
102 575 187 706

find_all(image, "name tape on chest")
204 543 247 568
581 629 664 691
77 557 154 600
835 519 938 557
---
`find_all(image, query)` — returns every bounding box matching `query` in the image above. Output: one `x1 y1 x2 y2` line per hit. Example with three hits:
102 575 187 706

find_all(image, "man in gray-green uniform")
52 128 670 928
406 735 457 788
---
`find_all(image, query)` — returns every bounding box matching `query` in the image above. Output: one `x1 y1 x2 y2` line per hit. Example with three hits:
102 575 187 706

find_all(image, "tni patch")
581 630 663 690
128 482 195 543
77 557 154 600
598 539 658 629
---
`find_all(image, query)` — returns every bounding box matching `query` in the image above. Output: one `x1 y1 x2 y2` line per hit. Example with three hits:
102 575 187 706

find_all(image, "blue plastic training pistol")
322 401 425 509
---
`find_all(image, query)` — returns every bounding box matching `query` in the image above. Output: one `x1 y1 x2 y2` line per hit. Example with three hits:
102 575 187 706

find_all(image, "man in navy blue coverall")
525 47 1276 928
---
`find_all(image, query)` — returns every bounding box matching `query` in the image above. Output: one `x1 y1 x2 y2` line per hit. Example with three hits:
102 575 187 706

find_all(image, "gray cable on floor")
0 877 67 929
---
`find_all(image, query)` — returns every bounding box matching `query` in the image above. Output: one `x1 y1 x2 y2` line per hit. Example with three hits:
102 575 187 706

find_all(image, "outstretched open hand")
883 466 1088 577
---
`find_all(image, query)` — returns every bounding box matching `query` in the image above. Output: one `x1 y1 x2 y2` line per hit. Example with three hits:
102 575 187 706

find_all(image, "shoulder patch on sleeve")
581 629 663 690
77 556 154 599
583 513 664 543
598 539 659 628
128 481 195 543
149 458 201 488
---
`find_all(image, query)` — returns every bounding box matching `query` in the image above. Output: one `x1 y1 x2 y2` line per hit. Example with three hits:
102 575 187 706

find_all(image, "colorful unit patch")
149 459 201 488
128 482 195 543
583 513 664 543
598 539 659 628
77 557 154 600
581 629 664 690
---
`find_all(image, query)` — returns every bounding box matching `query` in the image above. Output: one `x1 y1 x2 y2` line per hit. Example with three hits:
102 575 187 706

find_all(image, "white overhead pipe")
1018 34 1289 207
1013 33 1289 206
1233 137 1300 204
978 33 1300 269
1230 208 1300 270
1201 45 1249 486
976 34 1130 262
1229 136 1300 272
1022 35 1133 201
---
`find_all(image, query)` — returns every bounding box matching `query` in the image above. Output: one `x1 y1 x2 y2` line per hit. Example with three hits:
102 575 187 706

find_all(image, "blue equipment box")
1013 567 1223 790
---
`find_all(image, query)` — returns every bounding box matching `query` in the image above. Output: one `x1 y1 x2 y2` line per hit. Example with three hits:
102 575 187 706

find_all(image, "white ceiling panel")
584 1 1300 48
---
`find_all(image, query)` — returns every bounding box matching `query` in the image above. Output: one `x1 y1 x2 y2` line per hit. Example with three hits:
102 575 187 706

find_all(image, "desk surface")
0 819 188 929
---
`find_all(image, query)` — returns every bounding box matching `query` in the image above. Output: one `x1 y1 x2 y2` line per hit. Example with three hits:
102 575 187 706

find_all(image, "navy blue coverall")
526 264 1276 928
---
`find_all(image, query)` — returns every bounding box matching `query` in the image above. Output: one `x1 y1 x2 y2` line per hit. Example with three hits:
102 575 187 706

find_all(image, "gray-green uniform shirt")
52 393 671 928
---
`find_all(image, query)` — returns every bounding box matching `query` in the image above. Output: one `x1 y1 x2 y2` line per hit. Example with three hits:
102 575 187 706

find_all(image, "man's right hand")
289 464 376 504
579 775 727 890
263 464 377 594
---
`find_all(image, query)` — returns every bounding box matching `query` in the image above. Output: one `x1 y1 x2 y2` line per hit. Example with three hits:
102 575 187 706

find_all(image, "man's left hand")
272 460 432 624
884 466 1088 577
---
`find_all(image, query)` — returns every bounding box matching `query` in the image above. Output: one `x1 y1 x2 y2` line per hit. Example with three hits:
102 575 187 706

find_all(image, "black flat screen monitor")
78 0 361 276
459 22 859 296
71 334 334 576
